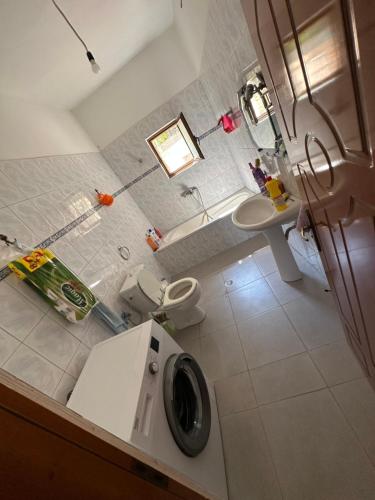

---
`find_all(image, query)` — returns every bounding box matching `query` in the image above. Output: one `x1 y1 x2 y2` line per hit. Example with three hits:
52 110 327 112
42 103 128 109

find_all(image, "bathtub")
158 188 253 251
155 188 259 275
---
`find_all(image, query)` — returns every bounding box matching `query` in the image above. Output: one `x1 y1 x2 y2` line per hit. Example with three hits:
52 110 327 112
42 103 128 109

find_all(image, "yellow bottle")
265 177 288 212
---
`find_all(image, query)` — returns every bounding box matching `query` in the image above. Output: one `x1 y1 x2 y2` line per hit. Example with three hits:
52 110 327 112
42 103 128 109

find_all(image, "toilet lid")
138 269 163 305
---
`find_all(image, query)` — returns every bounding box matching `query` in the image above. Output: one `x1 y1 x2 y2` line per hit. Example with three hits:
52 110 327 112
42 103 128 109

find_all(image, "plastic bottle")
249 160 268 196
154 227 163 239
275 176 285 194
145 232 159 252
265 176 288 212
147 228 160 244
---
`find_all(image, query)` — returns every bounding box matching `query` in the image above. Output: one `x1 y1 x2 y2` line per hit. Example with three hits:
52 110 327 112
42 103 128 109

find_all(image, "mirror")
238 62 282 151
146 113 204 179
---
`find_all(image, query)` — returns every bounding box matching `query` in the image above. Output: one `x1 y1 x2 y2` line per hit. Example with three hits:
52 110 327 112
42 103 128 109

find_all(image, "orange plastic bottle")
146 235 159 252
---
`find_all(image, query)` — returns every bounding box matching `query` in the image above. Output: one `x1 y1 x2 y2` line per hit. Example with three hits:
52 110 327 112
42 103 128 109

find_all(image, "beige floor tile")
310 341 365 386
332 378 375 467
220 409 282 500
173 327 201 354
260 389 375 500
253 246 278 276
266 269 327 306
222 256 262 293
215 371 257 417
199 295 234 336
229 279 278 323
283 296 344 349
199 272 226 301
251 353 325 405
200 325 246 382
237 307 305 369
173 324 200 346
265 271 305 305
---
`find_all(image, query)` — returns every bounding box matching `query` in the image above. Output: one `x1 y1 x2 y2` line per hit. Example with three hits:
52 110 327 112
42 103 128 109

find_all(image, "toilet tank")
120 265 158 313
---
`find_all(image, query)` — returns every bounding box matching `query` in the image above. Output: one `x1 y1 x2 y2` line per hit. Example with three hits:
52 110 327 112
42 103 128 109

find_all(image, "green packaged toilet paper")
8 248 97 323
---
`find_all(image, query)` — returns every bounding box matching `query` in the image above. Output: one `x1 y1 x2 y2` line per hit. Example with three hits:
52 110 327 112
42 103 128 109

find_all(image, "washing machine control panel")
148 345 159 375
148 336 160 374
150 336 159 352
132 334 161 442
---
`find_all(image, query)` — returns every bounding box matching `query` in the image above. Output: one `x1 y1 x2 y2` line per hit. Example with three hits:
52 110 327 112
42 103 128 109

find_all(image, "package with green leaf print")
8 248 97 323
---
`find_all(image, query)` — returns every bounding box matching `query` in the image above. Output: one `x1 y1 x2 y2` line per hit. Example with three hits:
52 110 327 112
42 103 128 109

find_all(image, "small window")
146 113 204 179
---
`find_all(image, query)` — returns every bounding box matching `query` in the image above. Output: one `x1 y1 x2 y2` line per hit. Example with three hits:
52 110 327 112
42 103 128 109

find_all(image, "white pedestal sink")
232 194 302 282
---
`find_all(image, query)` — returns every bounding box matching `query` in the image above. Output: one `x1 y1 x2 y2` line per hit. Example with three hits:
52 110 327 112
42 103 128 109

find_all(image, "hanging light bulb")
52 0 101 74
86 51 101 74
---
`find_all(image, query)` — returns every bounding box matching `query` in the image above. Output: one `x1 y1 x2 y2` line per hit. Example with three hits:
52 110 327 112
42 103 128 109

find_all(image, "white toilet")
120 265 206 330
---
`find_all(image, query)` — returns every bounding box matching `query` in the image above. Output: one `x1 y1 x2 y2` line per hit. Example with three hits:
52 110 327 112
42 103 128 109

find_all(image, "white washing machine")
67 320 228 499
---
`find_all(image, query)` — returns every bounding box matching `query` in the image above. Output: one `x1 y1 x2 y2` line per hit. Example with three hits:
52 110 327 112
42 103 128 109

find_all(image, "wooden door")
0 369 210 500
241 0 375 383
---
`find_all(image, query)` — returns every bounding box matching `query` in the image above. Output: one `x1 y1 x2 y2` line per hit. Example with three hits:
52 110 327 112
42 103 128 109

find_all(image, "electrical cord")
51 0 88 51
51 0 100 72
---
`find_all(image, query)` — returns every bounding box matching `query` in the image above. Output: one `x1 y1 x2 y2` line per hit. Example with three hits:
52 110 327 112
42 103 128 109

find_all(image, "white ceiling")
0 0 174 109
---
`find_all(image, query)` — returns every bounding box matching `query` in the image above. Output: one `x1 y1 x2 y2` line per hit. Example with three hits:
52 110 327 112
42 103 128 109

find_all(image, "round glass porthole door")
163 353 211 457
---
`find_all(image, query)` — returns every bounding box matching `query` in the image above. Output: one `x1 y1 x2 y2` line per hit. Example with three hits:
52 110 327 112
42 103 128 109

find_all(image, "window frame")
146 113 205 179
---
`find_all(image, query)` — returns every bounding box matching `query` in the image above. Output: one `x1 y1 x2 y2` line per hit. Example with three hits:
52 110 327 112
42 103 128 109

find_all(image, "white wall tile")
0 281 44 341
5 273 50 313
0 151 168 403
0 166 28 205
4 344 63 397
53 372 77 405
66 342 91 379
102 18 262 233
83 318 113 348
0 206 38 247
24 316 80 370
0 326 20 366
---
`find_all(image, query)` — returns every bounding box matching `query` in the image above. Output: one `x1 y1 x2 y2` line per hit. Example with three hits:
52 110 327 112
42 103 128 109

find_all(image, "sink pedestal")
264 226 302 282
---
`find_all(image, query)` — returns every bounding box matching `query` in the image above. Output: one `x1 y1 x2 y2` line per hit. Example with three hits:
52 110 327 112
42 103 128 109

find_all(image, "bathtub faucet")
181 186 213 222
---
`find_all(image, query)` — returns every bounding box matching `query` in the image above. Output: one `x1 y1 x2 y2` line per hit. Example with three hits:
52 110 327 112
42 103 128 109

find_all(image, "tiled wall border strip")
0 163 160 282
0 115 237 282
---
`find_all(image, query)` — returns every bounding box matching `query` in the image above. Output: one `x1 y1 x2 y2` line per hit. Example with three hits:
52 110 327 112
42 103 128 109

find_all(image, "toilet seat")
120 265 205 329
162 278 198 310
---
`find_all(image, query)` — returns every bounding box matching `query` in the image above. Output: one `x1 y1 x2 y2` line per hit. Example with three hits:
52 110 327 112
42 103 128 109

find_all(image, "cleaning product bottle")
154 227 163 239
249 160 268 196
275 175 285 194
145 232 159 252
148 228 160 244
265 176 288 212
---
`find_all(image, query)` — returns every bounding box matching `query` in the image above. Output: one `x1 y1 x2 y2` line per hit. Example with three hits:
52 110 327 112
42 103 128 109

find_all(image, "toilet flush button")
149 361 159 375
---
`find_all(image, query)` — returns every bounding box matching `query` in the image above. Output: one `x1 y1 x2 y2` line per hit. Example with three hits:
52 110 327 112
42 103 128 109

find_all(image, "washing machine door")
163 353 211 457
